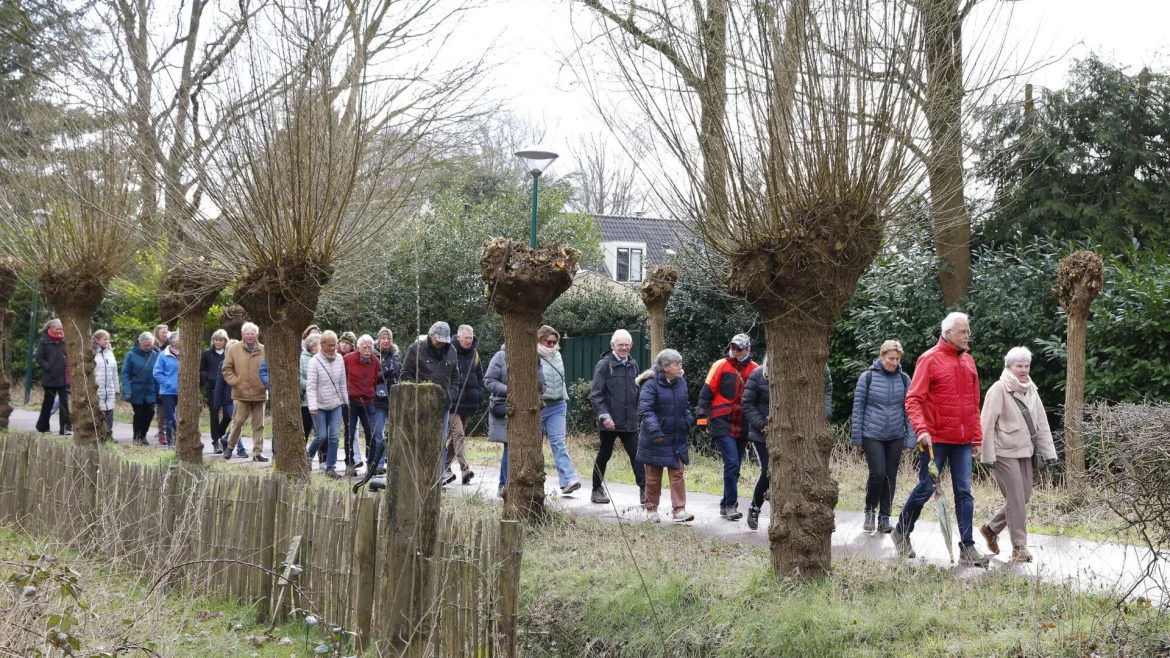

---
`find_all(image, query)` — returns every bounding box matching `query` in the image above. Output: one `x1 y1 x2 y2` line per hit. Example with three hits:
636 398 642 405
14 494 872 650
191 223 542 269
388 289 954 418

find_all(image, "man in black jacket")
444 325 484 485
588 329 646 504
401 321 461 475
34 319 71 435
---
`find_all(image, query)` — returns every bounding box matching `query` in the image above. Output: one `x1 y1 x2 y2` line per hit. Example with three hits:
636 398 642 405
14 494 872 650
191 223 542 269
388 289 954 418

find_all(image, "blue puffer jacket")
153 347 180 396
635 367 693 468
120 344 159 405
851 359 916 447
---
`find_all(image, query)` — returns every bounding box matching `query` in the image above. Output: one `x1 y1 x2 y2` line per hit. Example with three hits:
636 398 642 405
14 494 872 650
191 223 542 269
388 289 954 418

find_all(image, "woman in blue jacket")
120 332 159 446
634 349 694 523
152 330 181 447
851 340 916 534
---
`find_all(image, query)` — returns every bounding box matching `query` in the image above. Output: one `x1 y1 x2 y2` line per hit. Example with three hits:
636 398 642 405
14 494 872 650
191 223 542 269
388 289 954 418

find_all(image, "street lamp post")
514 150 558 249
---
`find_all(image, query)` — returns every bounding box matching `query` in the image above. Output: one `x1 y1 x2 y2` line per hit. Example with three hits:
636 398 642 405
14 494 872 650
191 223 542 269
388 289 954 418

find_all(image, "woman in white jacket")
306 330 348 479
92 330 120 436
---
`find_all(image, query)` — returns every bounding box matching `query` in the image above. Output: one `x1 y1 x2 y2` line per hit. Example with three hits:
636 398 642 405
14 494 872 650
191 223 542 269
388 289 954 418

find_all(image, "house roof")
594 214 691 276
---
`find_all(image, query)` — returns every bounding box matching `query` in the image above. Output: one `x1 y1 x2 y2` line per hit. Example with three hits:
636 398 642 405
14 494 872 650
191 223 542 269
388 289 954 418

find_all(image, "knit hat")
377 327 393 341
339 331 357 347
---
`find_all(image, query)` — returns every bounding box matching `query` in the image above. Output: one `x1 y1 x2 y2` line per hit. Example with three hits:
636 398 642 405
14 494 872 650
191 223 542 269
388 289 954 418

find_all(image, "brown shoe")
980 524 1000 555
1011 547 1033 563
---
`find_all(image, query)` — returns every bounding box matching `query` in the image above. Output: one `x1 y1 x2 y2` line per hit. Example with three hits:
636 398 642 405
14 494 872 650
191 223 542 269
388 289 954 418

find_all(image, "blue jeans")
714 435 747 509
307 407 343 471
542 402 578 487
499 443 508 489
160 395 178 447
895 443 975 548
371 406 388 467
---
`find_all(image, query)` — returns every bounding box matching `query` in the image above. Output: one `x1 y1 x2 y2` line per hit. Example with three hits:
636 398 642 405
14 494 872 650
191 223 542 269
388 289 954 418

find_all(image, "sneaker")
345 464 357 478
878 517 894 534
252 454 269 463
980 523 1000 555
1010 547 1033 563
672 509 695 523
591 489 610 504
959 545 991 568
157 434 167 446
353 461 364 471
561 480 581 495
863 510 876 533
375 466 387 476
324 470 342 480
213 442 223 455
462 470 475 485
223 450 231 461
645 511 661 523
441 472 457 486
891 527 916 559
747 505 761 531
497 486 505 498
720 506 743 521
236 448 249 459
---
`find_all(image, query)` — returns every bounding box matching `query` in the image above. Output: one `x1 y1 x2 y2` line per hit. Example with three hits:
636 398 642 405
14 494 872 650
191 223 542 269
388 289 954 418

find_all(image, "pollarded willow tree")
641 265 679 359
581 0 925 577
1053 250 1105 488
0 139 138 445
189 0 482 477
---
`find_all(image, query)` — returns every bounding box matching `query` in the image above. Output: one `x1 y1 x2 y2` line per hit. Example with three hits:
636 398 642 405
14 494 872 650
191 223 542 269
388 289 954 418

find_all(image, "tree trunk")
924 0 972 307
267 321 310 476
646 302 666 361
501 310 545 520
1063 309 1088 487
764 315 837 578
56 306 106 446
176 311 208 463
0 259 18 431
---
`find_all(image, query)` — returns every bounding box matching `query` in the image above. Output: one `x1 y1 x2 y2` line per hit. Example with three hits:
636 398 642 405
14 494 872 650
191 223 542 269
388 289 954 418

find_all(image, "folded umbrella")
923 444 954 564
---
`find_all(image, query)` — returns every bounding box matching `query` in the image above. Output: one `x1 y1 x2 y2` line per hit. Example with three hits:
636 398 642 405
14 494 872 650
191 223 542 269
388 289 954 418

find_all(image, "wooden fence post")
497 519 523 658
374 382 448 656
255 476 280 624
13 434 31 525
352 494 377 653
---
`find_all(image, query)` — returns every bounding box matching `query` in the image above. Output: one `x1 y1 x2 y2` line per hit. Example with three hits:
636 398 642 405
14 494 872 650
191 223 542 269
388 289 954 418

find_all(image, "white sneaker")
672 509 695 523
645 511 661 523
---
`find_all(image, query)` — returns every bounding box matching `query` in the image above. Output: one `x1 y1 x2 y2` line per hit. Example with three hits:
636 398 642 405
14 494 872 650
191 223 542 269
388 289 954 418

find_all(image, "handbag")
1009 395 1046 471
489 397 507 419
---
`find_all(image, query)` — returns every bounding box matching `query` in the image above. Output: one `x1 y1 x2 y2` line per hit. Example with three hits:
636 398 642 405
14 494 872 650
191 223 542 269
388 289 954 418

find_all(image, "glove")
1045 458 1058 468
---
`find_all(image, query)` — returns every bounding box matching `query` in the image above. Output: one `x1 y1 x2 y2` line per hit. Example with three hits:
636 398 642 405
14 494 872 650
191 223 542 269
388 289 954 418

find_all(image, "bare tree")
1054 250 1105 489
569 132 641 215
580 0 924 577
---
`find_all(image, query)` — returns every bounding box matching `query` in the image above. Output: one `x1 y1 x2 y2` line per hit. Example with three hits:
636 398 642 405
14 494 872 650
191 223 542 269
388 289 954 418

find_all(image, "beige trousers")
644 464 687 513
443 412 471 473
228 400 266 455
988 456 1033 549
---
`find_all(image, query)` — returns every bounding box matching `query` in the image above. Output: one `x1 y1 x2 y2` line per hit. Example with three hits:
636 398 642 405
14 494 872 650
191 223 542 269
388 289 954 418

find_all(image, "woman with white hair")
978 346 1058 563
201 329 230 453
92 329 119 436
634 349 695 522
120 331 158 445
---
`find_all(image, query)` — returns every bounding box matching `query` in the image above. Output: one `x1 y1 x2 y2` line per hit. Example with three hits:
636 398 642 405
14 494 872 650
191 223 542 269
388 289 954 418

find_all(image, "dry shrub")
1088 401 1170 551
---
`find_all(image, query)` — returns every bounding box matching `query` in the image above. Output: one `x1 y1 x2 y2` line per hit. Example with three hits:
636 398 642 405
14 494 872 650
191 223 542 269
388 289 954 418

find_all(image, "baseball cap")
429 321 452 343
730 333 751 349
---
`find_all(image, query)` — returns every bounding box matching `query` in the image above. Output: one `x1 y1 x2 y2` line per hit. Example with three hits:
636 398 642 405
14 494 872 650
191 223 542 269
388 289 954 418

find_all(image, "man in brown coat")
222 321 269 462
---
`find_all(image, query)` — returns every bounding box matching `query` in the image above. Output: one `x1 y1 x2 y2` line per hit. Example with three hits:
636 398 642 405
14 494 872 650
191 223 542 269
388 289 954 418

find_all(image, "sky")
448 0 1170 180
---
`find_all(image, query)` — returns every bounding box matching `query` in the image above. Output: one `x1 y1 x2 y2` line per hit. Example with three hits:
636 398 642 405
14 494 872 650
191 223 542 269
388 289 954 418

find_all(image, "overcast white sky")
449 0 1170 179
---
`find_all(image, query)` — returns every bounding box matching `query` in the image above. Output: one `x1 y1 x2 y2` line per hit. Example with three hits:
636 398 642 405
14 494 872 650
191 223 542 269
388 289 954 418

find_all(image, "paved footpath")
10 408 1168 602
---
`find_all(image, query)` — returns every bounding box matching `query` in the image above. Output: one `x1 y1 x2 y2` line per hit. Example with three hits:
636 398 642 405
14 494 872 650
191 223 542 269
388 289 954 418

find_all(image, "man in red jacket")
891 312 991 567
344 335 381 477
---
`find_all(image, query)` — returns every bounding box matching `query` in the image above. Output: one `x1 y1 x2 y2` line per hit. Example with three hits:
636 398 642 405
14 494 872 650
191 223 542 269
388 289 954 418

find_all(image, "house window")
616 248 643 282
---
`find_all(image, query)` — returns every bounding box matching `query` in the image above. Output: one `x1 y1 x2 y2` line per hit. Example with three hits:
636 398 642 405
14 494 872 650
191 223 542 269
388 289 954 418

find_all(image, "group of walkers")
32 307 1056 562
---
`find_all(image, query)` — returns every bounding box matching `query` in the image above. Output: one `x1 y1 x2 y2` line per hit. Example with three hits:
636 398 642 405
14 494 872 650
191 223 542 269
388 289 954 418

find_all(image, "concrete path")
9 408 1168 602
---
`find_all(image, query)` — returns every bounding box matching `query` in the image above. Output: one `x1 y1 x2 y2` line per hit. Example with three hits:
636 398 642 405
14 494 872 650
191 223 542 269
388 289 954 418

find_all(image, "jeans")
750 442 770 509
308 406 343 471
714 435 747 509
863 438 904 517
344 399 372 466
131 402 155 439
160 394 178 447
895 443 975 548
591 430 645 492
542 402 578 487
371 406 388 467
499 443 508 489
36 386 71 434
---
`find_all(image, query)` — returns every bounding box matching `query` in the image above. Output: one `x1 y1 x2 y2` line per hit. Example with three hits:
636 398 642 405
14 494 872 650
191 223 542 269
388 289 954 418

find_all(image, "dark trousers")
863 438 903 517
131 402 155 438
344 400 373 466
36 386 70 434
301 406 314 440
896 443 976 548
750 442 770 509
206 390 229 442
592 430 645 492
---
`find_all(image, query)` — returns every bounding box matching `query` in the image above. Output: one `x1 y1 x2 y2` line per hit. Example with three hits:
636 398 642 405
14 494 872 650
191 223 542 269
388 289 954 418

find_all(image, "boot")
720 506 743 522
878 516 894 534
863 510 876 533
747 505 761 531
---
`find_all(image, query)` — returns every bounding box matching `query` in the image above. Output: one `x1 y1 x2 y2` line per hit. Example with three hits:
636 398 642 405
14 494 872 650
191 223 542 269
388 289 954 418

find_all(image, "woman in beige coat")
978 346 1058 562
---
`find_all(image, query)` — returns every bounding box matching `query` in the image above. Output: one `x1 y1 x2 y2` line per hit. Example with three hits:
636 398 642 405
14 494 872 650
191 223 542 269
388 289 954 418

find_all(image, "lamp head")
514 149 558 177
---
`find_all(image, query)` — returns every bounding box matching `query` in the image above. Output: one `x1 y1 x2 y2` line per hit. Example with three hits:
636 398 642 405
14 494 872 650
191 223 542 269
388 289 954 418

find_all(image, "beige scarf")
537 343 558 360
999 368 1037 413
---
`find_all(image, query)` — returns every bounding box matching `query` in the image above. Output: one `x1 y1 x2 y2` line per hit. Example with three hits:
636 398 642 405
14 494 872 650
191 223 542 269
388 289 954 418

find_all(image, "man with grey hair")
444 324 484 485
892 311 990 567
401 321 462 477
588 328 646 504
222 321 269 462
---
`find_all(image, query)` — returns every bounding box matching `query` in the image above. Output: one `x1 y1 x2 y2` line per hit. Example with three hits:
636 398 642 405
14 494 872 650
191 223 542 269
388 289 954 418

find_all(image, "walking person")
339 331 357 356
851 340 916 534
401 321 461 472
588 329 646 505
92 329 120 437
152 331 181 447
34 319 71 435
978 347 1059 563
696 333 758 521
742 357 832 530
222 322 268 462
151 323 170 445
301 333 321 455
306 330 348 479
201 329 229 453
343 335 380 476
536 326 582 494
892 312 991 567
635 349 695 523
120 332 158 445
484 343 545 495
370 327 400 473
212 340 248 458
444 325 484 485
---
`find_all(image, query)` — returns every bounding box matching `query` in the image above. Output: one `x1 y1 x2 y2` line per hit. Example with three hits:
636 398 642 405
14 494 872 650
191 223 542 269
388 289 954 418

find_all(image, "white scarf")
999 368 1037 413
537 343 558 360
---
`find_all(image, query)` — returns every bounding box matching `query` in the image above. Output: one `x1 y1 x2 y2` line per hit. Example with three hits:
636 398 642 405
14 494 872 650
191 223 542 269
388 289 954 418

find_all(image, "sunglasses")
541 338 558 346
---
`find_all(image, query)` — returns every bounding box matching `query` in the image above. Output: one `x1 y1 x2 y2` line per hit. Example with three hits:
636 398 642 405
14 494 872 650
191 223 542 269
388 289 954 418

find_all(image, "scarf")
1000 368 1037 413
167 345 181 358
537 343 558 360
